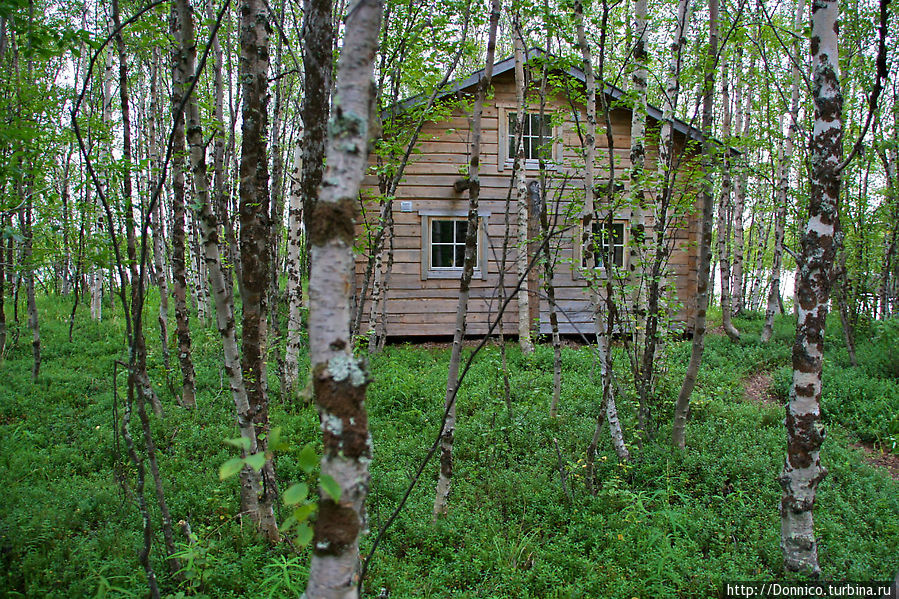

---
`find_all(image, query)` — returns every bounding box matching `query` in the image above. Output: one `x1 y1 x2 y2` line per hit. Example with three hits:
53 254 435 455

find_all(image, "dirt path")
741 370 899 481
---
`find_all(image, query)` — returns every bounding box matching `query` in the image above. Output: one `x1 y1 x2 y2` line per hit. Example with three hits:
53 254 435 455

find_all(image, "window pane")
455 220 468 242
432 244 454 268
588 221 625 268
455 244 466 268
508 113 518 158
432 219 454 243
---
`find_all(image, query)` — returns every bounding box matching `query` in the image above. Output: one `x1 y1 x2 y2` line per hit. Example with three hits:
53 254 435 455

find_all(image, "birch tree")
237 0 280 542
576 0 629 461
672 0 718 450
716 57 740 341
305 0 383 595
171 0 277 539
780 0 887 572
433 0 501 519
761 0 804 344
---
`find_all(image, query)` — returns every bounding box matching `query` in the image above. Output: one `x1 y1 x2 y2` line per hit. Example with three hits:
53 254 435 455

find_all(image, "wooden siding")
355 70 700 338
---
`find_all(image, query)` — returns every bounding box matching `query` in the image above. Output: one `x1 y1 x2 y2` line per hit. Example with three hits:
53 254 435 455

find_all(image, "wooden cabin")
354 52 705 339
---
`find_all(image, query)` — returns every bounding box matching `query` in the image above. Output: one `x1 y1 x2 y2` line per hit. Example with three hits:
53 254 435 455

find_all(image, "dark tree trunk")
238 0 279 543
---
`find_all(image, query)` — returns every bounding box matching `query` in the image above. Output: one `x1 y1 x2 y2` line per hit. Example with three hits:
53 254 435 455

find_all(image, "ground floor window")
420 210 488 280
585 220 625 269
431 218 475 268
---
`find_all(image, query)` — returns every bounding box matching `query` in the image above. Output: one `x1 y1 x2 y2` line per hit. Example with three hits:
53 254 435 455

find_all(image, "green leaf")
280 515 297 533
320 474 342 503
298 443 319 473
293 502 317 523
245 452 266 472
218 457 244 480
282 482 308 506
268 427 288 452
296 523 313 546
224 436 252 451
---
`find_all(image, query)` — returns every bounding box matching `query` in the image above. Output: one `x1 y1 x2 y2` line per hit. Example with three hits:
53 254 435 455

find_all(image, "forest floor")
1 298 898 598
740 366 899 481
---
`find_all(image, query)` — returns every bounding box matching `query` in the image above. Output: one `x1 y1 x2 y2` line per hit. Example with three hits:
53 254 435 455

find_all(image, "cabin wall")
355 73 700 337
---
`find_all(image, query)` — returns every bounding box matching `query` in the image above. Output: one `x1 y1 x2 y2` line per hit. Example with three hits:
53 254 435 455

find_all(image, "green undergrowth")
1 296 897 598
766 314 899 450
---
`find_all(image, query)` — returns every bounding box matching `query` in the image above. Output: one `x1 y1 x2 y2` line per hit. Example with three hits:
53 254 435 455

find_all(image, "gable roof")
389 48 707 143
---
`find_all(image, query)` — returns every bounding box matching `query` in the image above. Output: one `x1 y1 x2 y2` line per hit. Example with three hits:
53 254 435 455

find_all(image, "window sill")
501 159 557 172
424 268 484 280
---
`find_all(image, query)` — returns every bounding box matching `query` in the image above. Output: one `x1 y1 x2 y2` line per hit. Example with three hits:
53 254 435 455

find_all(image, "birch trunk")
672 0 718 450
148 48 170 373
301 0 333 271
513 32 533 355
639 0 691 437
305 1 382 595
877 145 897 318
169 2 197 410
92 44 116 322
20 183 40 380
762 0 803 343
284 136 305 392
238 0 280 543
628 0 649 335
716 58 740 341
731 49 750 315
779 0 843 574
172 0 275 537
576 0 629 460
433 0 501 519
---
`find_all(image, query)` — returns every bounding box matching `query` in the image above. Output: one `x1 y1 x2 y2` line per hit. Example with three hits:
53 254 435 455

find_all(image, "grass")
0 295 897 598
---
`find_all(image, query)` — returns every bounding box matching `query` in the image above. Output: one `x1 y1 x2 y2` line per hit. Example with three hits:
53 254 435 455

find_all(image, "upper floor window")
508 112 553 161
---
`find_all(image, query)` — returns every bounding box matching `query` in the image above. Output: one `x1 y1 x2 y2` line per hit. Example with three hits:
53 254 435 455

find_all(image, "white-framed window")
420 210 489 279
583 220 626 269
498 108 558 171
508 112 553 161
430 218 476 268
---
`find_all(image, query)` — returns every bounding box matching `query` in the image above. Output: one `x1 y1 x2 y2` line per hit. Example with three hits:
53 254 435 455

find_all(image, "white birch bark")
731 49 750 315
284 136 304 392
628 0 649 330
513 32 533 354
304 1 382 596
716 58 740 341
779 0 842 574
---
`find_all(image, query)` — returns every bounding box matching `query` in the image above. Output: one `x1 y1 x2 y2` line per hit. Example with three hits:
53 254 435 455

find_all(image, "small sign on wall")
400 201 413 212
